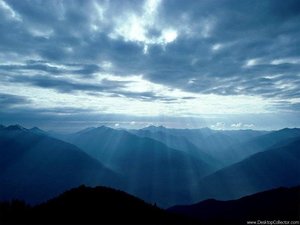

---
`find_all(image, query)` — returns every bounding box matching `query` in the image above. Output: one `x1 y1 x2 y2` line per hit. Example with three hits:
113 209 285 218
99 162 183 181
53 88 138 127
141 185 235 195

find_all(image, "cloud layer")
0 0 299 129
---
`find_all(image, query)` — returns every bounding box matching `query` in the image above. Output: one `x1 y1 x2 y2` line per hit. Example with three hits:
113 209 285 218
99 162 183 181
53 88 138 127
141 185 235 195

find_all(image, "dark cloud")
4 73 178 102
0 93 31 108
0 61 104 77
8 74 127 94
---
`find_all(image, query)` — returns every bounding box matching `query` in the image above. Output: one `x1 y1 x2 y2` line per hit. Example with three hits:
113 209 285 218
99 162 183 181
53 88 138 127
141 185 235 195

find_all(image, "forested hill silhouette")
0 185 192 224
168 186 300 224
1 185 299 224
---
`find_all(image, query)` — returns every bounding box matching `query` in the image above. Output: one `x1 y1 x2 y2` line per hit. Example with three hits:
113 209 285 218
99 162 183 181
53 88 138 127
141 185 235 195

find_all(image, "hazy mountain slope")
139 126 268 165
29 127 48 136
192 138 300 202
65 126 216 207
131 129 222 168
168 186 300 224
237 128 300 153
140 126 212 147
140 126 268 145
141 127 300 167
219 129 270 142
0 125 123 204
221 128 300 164
0 185 192 224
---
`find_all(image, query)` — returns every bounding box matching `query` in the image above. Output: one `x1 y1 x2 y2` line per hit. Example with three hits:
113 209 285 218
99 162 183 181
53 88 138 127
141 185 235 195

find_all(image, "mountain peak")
97 125 113 130
272 127 300 137
86 125 117 133
279 127 300 132
142 125 167 131
30 126 43 132
200 127 212 131
75 127 96 135
5 124 27 131
30 127 47 135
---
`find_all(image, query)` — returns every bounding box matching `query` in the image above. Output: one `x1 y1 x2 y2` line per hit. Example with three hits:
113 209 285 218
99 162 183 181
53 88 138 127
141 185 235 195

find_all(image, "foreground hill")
1 185 298 224
0 125 123 204
0 185 191 224
63 126 218 207
192 138 300 201
168 186 300 224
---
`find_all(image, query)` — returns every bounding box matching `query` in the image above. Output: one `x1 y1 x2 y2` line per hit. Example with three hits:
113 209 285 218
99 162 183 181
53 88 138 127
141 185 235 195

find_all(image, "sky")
0 0 300 131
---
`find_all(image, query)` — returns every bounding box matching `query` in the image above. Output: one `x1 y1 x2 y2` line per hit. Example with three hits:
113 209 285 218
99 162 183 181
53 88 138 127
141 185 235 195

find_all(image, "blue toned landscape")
0 0 300 224
0 125 300 224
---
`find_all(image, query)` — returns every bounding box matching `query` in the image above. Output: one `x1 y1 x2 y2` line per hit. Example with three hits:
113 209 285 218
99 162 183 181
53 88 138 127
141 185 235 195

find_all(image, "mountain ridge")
191 137 300 202
0 126 124 204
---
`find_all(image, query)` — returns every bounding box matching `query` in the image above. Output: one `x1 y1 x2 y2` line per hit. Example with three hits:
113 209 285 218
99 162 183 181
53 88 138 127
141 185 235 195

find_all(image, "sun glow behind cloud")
109 0 178 52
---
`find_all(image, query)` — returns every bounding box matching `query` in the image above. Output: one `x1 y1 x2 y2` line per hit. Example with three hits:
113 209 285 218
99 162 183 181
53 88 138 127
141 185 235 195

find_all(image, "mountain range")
0 124 300 209
61 126 217 207
132 126 270 166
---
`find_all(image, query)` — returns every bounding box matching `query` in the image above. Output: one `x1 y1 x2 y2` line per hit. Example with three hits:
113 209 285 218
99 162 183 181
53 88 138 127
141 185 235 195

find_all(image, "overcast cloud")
0 0 299 130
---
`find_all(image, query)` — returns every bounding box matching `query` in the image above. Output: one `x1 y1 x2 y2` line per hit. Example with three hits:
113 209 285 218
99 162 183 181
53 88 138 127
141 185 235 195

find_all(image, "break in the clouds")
0 0 299 130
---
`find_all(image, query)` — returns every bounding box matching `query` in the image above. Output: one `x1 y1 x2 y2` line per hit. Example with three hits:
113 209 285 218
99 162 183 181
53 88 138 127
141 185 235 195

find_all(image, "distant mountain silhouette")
243 128 300 150
131 129 222 168
220 128 300 164
140 126 268 144
140 126 214 146
139 127 300 167
75 126 97 135
0 125 123 204
4 124 27 131
0 185 192 224
141 125 168 132
191 138 300 202
29 127 48 136
168 186 300 224
138 126 269 165
64 126 217 207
